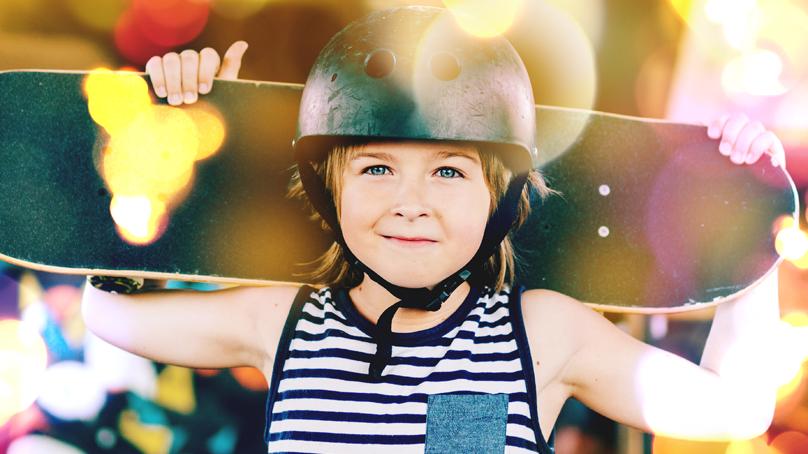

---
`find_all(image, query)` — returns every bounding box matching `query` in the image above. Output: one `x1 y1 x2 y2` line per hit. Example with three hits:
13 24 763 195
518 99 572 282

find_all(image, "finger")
746 131 775 165
180 49 200 104
162 52 183 106
198 47 221 94
731 121 764 164
770 135 787 169
218 40 248 80
707 114 730 139
145 56 168 98
718 114 749 156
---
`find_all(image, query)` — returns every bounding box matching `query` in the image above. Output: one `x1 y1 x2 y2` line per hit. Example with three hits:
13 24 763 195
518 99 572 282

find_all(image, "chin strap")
297 157 530 380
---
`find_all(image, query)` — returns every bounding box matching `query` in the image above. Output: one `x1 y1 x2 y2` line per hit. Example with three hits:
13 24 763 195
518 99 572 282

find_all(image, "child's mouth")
383 235 437 246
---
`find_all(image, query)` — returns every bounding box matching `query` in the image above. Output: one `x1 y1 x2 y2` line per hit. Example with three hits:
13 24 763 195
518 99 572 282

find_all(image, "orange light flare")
83 69 226 245
442 0 524 37
774 215 808 269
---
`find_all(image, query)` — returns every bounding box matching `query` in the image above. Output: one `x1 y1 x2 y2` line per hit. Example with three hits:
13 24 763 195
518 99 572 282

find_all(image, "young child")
83 6 792 453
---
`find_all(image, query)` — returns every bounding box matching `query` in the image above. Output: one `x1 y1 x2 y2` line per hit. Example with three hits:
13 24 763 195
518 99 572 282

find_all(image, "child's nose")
391 178 430 220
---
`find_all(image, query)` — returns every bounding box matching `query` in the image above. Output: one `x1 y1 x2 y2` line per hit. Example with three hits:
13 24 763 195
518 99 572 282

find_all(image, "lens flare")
668 0 695 24
84 69 226 245
442 0 523 37
721 50 787 97
0 319 48 426
774 215 808 268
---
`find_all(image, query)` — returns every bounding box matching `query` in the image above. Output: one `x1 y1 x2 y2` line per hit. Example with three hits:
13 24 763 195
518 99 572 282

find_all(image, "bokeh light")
131 0 211 48
7 435 85 454
0 319 48 426
442 0 523 37
721 50 787 97
774 216 808 269
84 70 226 245
83 332 157 397
770 431 808 454
36 360 106 421
64 0 129 32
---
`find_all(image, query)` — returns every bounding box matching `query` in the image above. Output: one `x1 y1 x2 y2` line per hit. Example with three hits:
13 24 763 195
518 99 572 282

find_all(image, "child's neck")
348 277 472 333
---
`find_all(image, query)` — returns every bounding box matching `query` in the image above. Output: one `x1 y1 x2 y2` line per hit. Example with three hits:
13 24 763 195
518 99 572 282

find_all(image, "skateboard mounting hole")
431 52 461 81
98 188 108 197
364 49 396 78
598 226 610 238
598 184 610 196
331 73 338 82
541 223 551 232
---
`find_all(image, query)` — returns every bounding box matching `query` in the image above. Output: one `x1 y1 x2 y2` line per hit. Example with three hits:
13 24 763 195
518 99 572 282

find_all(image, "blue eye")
364 165 389 176
437 167 462 178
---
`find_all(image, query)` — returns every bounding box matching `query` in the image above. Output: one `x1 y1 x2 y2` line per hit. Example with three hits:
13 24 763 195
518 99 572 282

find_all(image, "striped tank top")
264 285 554 453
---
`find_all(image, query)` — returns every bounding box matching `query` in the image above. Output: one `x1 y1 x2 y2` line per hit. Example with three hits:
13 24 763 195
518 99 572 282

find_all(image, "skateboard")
0 70 798 313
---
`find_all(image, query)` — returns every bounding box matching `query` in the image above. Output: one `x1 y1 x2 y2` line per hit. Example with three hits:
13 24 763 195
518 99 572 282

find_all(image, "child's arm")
82 282 301 371
81 41 300 372
530 117 797 440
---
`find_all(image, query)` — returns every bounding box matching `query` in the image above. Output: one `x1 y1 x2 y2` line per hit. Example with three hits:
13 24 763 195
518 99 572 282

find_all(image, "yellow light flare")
724 437 771 454
442 0 523 37
85 70 227 245
184 103 226 160
774 217 808 268
85 69 152 136
668 0 695 24
109 195 167 246
0 319 48 426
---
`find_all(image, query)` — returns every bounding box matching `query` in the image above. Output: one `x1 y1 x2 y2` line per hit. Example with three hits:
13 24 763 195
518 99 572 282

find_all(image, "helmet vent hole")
364 49 396 78
431 52 461 81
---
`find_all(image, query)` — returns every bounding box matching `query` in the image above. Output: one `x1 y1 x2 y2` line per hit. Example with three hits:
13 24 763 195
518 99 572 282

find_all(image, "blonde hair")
288 142 555 291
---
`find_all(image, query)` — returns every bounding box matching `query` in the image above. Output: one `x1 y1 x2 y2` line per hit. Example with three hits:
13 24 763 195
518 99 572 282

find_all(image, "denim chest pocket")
424 393 509 453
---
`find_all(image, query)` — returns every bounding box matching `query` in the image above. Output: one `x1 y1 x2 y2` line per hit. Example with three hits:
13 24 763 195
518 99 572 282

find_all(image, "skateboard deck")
0 70 798 313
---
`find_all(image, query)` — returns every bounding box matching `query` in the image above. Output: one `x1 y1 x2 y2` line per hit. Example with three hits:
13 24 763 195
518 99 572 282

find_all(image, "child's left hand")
707 114 787 169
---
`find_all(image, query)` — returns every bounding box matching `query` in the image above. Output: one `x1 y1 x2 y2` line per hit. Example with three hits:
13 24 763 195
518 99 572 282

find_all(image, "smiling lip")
383 235 437 245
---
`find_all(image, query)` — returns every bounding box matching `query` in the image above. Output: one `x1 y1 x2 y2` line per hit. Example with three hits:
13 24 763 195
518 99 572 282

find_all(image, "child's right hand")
145 41 249 106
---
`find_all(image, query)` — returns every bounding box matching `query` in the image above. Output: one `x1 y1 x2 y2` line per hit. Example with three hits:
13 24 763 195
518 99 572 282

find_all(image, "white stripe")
289 336 518 357
273 398 427 415
508 401 532 416
269 418 424 436
283 356 523 377
506 422 538 441
296 317 369 339
277 377 526 396
268 439 423 454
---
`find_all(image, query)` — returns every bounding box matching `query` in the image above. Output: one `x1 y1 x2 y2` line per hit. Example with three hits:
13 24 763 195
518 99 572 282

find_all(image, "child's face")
340 141 491 288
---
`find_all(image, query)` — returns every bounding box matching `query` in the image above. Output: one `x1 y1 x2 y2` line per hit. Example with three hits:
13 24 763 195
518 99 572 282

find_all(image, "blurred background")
1 0 807 453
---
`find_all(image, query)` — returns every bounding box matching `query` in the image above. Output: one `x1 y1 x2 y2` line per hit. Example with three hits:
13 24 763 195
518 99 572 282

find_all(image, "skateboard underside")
0 70 798 312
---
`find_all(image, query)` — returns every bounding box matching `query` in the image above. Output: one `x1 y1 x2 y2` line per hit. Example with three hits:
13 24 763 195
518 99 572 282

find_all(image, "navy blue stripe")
276 389 530 405
506 435 539 452
292 325 514 346
281 367 524 386
298 307 352 326
268 431 425 445
287 347 520 365
273 410 425 424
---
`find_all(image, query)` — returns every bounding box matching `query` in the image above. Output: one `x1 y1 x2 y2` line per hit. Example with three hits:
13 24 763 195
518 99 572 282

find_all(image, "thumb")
218 40 248 80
